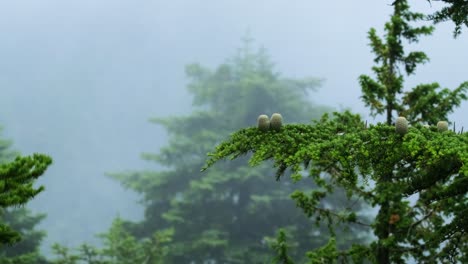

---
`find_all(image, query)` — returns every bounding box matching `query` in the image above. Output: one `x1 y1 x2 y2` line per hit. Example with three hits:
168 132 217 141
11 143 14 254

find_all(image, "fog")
0 0 466 257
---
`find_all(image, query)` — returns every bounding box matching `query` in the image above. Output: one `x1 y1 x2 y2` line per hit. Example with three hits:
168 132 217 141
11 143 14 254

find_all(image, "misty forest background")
0 0 467 263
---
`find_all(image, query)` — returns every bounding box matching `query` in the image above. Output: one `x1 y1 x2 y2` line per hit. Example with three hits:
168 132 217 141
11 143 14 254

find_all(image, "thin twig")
406 209 434 239
313 206 371 227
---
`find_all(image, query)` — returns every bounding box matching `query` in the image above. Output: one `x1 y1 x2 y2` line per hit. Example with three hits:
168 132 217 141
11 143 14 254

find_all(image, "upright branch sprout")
257 114 270 132
437 120 449 132
395 116 408 135
269 113 283 131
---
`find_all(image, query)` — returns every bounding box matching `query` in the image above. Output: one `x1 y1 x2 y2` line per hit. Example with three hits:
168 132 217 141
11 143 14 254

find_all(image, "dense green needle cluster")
0 127 52 264
203 111 467 262
425 0 468 37
359 1 467 126
0 154 52 245
0 155 52 208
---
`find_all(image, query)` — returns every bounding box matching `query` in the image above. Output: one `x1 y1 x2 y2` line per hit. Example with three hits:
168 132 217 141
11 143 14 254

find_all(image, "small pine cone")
389 214 400 225
395 116 408 135
257 115 270 131
269 113 283 131
437 121 448 132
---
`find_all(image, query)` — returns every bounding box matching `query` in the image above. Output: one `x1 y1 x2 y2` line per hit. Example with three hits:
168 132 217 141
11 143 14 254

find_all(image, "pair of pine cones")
395 117 448 134
257 113 283 132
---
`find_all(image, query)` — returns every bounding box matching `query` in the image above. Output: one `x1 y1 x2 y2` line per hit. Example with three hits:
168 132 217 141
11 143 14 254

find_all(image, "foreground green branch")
203 111 467 263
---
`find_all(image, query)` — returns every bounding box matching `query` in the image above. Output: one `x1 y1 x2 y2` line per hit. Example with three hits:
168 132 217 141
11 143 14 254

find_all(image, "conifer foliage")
0 126 52 263
359 0 467 126
49 217 173 264
204 1 467 263
425 0 468 37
